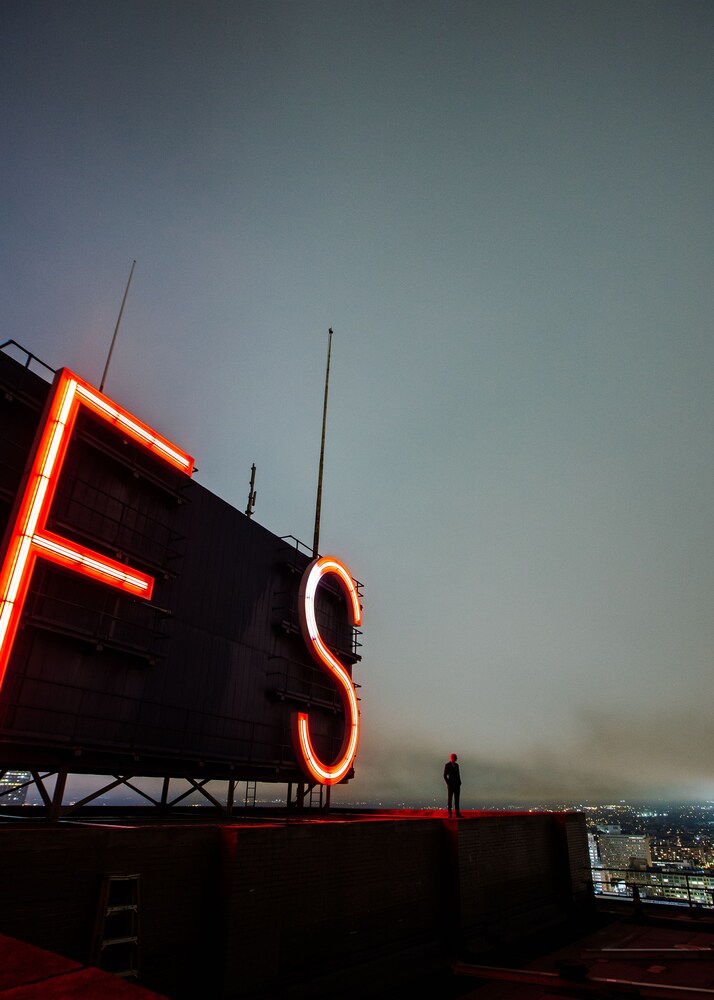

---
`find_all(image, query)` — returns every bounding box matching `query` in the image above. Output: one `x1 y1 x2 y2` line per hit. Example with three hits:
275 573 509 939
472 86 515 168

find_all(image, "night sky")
2 1 713 805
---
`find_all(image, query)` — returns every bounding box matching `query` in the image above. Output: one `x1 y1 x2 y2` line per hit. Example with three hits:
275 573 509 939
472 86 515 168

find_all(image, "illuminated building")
622 866 714 908
587 831 603 892
0 769 30 805
598 832 652 871
597 832 652 899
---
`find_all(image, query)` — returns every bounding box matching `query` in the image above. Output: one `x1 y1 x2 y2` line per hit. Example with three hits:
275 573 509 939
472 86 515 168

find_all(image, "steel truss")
0 768 329 819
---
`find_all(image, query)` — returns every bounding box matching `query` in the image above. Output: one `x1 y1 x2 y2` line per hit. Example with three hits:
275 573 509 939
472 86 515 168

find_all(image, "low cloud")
349 701 713 805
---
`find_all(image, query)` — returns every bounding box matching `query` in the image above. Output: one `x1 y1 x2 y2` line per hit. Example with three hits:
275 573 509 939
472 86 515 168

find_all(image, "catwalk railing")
593 865 714 909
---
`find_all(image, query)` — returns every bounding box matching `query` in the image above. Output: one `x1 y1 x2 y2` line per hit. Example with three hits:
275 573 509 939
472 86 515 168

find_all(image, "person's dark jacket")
443 761 461 788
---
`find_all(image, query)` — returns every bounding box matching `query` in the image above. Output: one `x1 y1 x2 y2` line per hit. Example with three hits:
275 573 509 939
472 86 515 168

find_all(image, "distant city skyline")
11 774 714 814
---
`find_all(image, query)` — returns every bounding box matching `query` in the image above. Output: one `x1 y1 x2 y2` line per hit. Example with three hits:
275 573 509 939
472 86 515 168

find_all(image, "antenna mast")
100 259 136 393
245 463 257 518
312 328 333 558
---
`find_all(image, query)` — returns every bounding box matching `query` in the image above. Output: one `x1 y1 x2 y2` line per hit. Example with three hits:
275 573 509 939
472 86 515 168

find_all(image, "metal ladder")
308 783 324 809
91 873 140 982
244 780 257 807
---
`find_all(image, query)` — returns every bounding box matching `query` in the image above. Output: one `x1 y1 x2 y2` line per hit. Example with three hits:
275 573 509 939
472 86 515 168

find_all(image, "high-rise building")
0 770 31 806
598 832 652 869
597 833 652 896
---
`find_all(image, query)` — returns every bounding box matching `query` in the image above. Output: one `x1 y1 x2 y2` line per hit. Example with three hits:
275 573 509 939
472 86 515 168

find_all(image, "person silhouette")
443 752 462 818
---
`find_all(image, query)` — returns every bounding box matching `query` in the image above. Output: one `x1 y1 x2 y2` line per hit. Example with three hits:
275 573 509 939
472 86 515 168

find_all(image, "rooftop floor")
453 902 714 999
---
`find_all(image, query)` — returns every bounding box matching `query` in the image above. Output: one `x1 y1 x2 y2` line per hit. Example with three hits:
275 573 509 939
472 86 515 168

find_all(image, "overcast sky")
2 1 712 806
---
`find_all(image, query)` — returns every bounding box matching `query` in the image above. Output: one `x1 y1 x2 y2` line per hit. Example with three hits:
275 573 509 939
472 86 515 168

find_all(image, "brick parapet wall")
219 818 450 997
0 811 592 999
454 812 593 953
0 824 223 998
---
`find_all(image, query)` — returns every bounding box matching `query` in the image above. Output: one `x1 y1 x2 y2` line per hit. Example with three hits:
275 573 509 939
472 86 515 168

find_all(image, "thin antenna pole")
245 463 257 518
312 328 333 558
100 259 136 393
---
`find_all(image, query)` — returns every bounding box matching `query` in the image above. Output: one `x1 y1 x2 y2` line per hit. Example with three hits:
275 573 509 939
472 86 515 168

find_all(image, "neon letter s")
294 556 362 785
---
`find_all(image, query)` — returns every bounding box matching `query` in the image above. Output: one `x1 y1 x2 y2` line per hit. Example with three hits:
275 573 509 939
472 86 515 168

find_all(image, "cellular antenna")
245 463 257 519
100 259 136 393
312 328 333 558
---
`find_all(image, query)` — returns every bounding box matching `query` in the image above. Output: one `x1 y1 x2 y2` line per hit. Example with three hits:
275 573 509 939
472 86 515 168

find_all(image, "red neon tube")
295 556 362 785
0 368 194 692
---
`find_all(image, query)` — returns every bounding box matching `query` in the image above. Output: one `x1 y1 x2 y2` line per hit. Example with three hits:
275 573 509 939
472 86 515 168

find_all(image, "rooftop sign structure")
0 348 363 806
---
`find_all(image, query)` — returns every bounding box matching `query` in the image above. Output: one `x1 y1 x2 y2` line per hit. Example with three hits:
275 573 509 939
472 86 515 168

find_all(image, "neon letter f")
0 368 193 693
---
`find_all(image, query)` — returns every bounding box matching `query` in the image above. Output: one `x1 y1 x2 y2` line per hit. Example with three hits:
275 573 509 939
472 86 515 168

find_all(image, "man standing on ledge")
444 752 462 818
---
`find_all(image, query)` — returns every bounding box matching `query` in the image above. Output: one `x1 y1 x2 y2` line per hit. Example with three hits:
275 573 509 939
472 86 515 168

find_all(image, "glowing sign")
0 368 194 693
295 556 362 785
0 366 363 786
